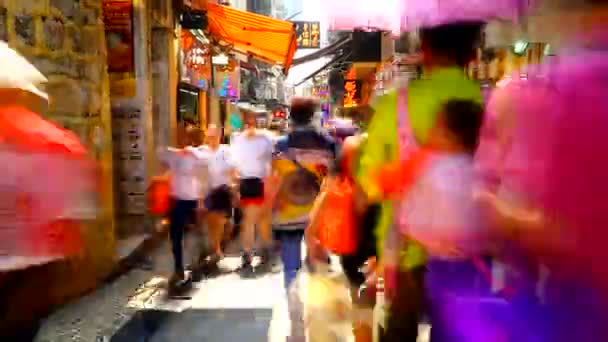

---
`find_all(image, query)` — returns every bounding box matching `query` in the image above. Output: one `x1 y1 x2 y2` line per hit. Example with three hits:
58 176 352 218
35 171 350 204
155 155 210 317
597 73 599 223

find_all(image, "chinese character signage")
293 21 320 49
103 0 134 73
343 80 362 108
179 30 211 90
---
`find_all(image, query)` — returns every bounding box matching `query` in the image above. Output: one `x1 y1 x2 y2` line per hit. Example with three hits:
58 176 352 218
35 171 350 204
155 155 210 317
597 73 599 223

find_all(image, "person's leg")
381 266 425 342
207 212 227 256
257 206 277 270
279 230 304 289
240 204 259 270
169 200 187 280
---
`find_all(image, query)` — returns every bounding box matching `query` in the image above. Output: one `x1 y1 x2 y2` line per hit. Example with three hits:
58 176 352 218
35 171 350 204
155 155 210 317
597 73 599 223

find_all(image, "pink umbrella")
402 0 530 29
326 0 403 35
326 0 533 33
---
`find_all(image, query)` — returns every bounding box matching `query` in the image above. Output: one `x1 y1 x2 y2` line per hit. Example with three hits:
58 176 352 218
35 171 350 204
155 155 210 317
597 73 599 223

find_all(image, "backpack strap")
396 87 419 160
384 87 420 269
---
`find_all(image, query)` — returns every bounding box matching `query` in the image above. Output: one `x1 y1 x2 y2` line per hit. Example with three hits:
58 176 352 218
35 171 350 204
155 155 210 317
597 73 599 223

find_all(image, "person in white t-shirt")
230 110 275 275
198 125 236 261
158 125 208 285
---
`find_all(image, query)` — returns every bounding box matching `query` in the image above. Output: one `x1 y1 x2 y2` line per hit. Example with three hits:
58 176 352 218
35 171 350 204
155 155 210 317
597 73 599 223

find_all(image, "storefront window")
178 83 199 126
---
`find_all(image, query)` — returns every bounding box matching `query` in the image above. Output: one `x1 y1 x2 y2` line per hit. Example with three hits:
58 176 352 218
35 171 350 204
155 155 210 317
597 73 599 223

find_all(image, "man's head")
428 99 484 154
289 97 319 126
177 124 200 148
242 110 258 129
420 21 484 69
205 124 221 147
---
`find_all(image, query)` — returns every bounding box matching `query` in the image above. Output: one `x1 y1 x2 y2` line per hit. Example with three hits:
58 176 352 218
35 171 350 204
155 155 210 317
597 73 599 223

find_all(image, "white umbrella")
0 41 48 100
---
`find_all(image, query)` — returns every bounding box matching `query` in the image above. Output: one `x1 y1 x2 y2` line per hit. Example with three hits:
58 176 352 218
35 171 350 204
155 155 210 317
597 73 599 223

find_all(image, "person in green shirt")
357 22 484 341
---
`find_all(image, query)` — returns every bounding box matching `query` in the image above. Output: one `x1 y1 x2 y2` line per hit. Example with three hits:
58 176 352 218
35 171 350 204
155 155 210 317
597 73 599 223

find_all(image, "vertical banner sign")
343 79 361 108
293 21 321 49
103 0 134 73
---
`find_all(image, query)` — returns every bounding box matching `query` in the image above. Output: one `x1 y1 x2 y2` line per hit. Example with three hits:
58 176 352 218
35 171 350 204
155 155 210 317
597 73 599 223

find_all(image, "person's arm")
157 147 180 173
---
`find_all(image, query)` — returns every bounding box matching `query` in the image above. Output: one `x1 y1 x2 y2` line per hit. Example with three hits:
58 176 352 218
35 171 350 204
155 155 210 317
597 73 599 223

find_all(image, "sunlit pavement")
34 238 430 342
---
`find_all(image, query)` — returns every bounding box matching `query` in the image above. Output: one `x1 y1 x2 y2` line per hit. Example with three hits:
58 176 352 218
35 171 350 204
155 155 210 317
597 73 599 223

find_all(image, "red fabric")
0 106 89 266
317 177 358 255
241 197 265 206
0 106 87 155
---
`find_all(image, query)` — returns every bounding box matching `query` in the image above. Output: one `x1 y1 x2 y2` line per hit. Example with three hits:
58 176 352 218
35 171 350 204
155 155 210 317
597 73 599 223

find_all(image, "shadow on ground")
111 308 273 342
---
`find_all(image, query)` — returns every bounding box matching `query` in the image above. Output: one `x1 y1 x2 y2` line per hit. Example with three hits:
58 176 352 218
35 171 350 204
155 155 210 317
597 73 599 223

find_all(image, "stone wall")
0 0 115 333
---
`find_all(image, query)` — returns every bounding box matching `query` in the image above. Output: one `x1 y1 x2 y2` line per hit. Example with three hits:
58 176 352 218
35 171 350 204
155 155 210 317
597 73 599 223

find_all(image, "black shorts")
204 185 233 217
239 177 265 205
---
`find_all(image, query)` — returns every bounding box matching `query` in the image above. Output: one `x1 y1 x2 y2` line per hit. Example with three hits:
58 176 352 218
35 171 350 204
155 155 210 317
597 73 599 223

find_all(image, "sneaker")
169 270 185 284
256 247 276 274
239 252 255 278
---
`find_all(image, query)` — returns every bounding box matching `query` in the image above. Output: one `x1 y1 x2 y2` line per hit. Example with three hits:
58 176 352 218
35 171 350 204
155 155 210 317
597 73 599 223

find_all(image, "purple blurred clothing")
475 43 608 340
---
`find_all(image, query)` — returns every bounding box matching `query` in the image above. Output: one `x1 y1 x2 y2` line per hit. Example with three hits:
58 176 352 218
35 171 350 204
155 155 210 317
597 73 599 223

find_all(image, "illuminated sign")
343 80 361 108
293 21 321 49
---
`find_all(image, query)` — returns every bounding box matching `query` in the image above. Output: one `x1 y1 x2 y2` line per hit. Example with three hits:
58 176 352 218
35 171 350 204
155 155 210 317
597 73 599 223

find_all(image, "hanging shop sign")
180 30 211 90
343 79 362 108
213 62 240 99
103 0 134 73
182 45 211 90
293 21 321 49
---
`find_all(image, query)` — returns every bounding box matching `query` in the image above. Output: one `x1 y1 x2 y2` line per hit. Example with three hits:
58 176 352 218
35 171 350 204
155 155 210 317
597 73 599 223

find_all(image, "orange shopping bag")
148 175 171 216
316 177 358 255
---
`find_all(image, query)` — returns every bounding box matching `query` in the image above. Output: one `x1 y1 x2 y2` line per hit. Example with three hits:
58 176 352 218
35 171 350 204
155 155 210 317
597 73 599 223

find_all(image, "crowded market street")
4 0 608 341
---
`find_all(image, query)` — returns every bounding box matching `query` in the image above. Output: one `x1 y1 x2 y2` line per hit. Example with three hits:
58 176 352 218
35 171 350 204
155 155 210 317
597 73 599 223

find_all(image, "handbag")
148 174 171 216
316 176 358 255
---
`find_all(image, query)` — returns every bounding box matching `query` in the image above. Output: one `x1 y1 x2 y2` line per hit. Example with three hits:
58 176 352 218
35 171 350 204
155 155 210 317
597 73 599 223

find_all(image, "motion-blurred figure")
477 0 608 340
230 111 275 276
358 21 484 342
0 42 92 272
199 125 236 263
158 125 207 286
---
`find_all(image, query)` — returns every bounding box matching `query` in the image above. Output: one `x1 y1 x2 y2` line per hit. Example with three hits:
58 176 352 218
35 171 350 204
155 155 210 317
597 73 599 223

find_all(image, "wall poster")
293 21 320 49
103 0 134 73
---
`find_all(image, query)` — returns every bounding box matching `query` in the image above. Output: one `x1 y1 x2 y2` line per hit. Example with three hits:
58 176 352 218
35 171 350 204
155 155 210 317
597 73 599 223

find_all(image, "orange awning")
205 3 297 73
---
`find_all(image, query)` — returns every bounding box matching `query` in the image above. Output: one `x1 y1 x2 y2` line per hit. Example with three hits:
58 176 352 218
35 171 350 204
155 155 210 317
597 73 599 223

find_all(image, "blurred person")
380 100 489 341
230 110 275 276
273 97 337 289
199 125 236 263
476 1 608 340
357 21 484 341
158 125 208 285
306 104 379 342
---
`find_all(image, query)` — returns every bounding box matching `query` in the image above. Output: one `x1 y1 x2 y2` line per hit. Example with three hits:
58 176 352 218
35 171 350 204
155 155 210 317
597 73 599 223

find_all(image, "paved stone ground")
34 236 431 342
